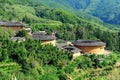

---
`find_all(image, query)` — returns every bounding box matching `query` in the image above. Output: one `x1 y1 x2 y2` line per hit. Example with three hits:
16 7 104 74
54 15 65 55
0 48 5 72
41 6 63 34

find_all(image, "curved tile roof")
32 32 56 41
73 40 106 46
33 35 56 41
0 21 30 28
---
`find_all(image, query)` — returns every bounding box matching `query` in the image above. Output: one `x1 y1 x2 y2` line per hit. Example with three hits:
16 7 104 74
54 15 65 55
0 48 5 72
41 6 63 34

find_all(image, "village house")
73 40 106 54
0 21 31 34
64 46 82 58
10 37 25 42
23 25 32 35
56 41 82 58
32 31 56 46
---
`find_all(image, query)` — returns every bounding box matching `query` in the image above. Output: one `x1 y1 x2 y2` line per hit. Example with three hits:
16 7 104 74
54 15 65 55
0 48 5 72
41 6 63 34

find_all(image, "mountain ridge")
33 0 120 25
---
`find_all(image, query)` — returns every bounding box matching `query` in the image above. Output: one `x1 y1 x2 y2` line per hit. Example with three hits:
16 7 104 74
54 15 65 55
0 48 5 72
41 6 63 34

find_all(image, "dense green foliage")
32 5 120 51
0 27 15 39
0 0 120 79
16 30 27 37
0 34 72 79
35 0 120 25
0 0 120 51
0 33 119 79
0 30 119 79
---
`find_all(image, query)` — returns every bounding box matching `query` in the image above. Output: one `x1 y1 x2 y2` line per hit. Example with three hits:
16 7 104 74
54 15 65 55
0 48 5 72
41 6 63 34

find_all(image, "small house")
32 31 56 46
0 21 24 31
10 37 25 42
23 25 32 35
64 46 82 58
73 40 106 54
0 21 31 34
56 41 82 58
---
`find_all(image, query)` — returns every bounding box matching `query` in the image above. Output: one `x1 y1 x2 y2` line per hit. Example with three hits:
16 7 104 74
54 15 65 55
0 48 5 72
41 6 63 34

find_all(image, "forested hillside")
35 0 120 25
0 27 120 79
0 0 120 80
0 0 120 51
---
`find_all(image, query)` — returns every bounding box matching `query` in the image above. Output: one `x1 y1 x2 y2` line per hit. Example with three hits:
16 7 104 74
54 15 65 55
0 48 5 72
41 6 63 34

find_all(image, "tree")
16 30 27 37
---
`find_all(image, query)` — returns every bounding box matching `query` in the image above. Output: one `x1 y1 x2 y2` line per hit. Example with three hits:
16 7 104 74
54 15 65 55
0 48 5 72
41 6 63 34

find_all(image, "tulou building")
73 40 106 54
0 21 31 34
32 31 56 46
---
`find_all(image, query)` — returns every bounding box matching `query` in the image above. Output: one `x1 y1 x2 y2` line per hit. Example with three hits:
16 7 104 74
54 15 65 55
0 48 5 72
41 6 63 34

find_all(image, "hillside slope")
0 0 120 51
0 0 120 80
0 0 62 26
34 0 120 25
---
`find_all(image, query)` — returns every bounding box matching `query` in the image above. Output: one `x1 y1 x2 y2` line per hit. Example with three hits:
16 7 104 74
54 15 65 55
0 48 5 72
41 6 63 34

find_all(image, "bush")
41 73 59 80
16 30 27 37
103 66 113 71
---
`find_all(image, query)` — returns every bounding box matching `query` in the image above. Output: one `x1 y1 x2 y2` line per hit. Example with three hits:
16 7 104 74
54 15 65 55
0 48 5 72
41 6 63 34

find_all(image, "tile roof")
64 46 82 53
10 37 25 42
0 21 30 28
32 31 56 41
32 31 46 35
73 40 106 46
